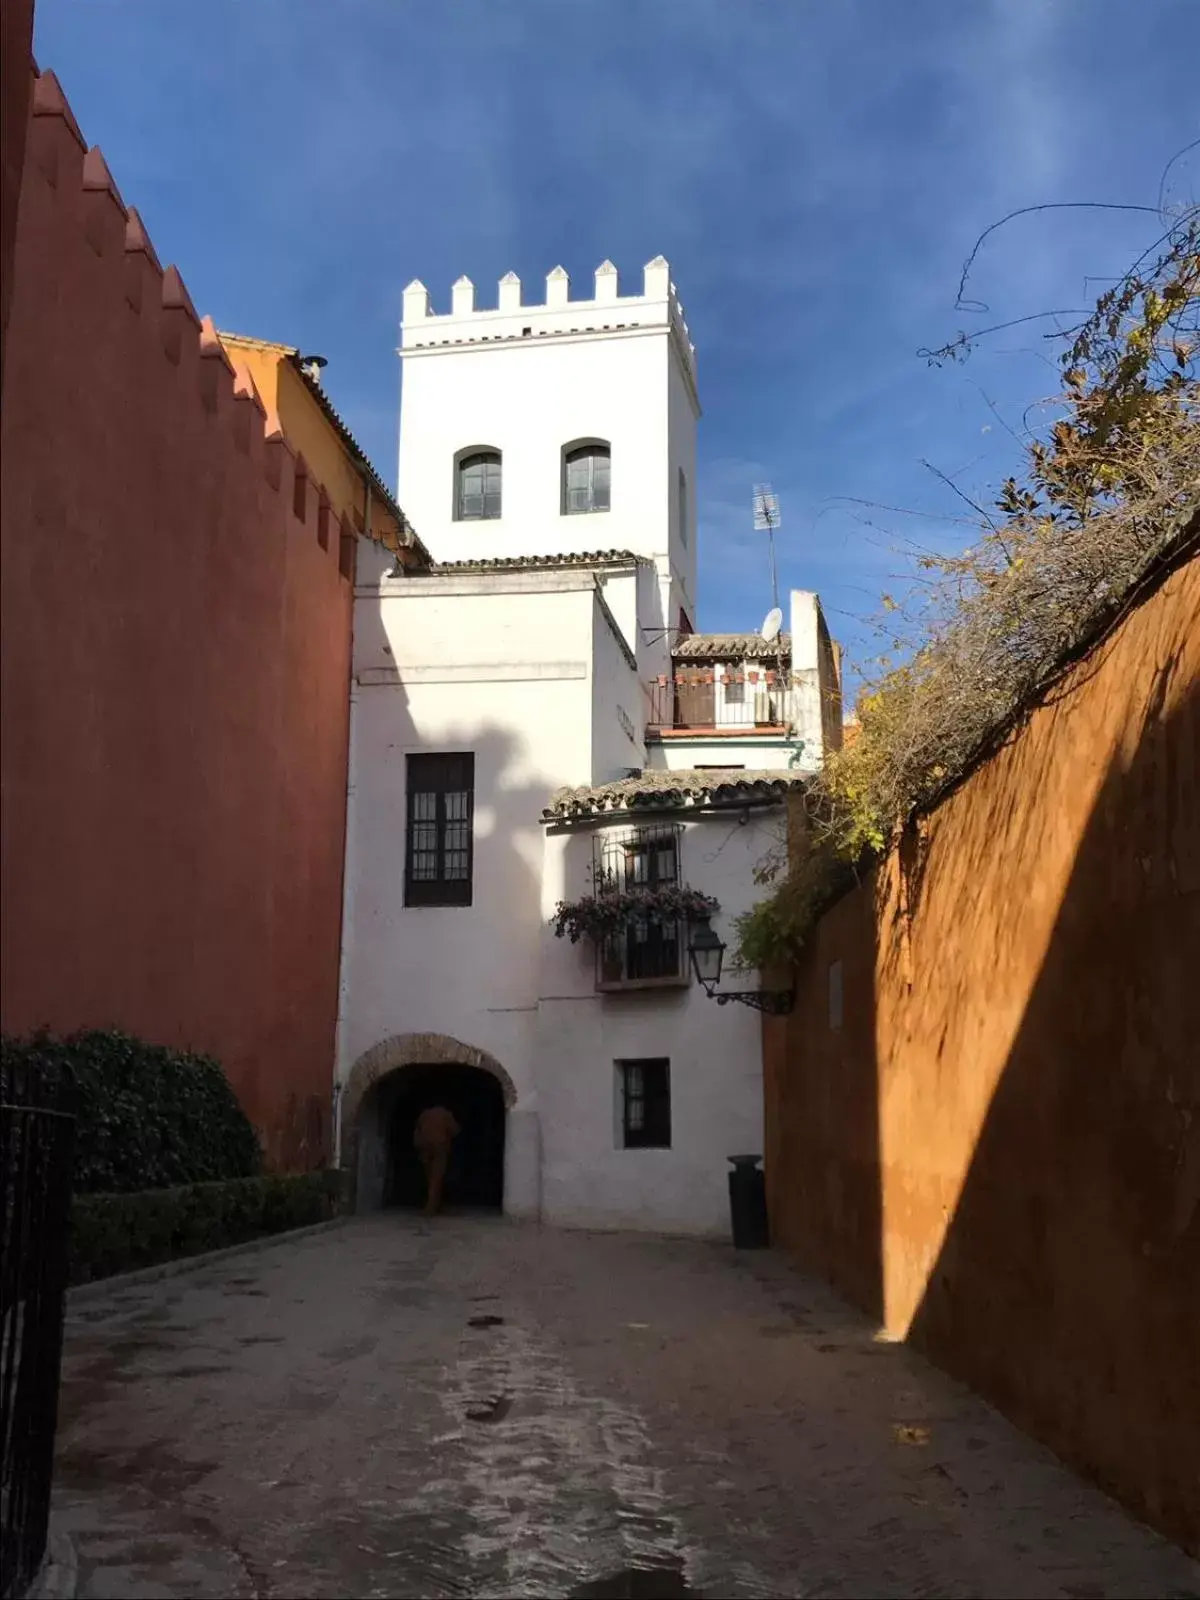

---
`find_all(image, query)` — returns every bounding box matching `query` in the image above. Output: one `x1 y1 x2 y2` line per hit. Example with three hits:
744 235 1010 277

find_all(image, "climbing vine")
737 214 1199 972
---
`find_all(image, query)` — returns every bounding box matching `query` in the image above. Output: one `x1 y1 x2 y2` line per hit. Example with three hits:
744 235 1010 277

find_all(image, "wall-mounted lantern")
687 914 795 1015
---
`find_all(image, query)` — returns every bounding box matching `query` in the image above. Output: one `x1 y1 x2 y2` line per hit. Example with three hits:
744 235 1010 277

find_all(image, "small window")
405 753 474 906
619 1059 671 1149
677 467 688 547
723 671 745 706
455 451 501 521
563 443 610 514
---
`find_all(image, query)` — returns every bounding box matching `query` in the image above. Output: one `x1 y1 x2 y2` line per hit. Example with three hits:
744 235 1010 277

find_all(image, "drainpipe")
332 650 359 1174
332 484 371 1171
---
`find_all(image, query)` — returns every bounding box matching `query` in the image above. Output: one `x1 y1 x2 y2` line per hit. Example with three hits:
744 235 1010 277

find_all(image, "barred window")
619 1059 671 1148
405 753 474 907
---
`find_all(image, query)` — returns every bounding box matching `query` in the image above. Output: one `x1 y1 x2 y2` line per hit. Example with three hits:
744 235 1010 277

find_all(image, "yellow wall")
221 337 408 556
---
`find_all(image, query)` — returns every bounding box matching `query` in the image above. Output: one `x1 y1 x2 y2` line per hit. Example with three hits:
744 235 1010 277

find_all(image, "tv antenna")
753 484 781 612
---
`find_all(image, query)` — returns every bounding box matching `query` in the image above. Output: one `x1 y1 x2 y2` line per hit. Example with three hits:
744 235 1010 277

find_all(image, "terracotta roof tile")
673 632 791 660
427 549 646 574
543 766 805 820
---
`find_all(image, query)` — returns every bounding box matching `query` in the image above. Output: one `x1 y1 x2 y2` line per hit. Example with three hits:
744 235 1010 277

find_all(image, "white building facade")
335 260 841 1237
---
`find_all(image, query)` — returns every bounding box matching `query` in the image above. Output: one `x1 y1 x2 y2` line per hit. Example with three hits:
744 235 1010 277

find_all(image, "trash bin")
728 1154 769 1249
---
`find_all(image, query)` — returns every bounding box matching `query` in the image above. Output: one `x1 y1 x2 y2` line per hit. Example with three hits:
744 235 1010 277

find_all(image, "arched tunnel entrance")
356 1062 506 1213
342 1034 518 1215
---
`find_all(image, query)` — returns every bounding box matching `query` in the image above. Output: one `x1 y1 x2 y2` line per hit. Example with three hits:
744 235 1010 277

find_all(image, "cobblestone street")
52 1216 1199 1600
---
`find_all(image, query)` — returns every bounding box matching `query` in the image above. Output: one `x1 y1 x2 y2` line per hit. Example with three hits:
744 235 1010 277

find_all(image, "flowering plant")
551 884 719 944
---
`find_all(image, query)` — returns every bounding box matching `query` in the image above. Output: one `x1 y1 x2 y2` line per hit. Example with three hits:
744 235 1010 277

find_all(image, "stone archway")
339 1032 517 1213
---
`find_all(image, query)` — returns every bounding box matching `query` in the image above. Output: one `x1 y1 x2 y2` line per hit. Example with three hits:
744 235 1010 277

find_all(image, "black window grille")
456 451 502 520
563 444 611 514
405 752 474 906
619 1059 671 1148
594 822 684 984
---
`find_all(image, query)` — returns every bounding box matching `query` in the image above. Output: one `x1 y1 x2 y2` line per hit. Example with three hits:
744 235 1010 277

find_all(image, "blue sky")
34 0 1197 701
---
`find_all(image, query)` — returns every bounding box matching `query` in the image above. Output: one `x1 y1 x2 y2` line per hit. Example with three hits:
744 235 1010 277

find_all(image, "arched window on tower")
562 441 611 515
455 450 502 520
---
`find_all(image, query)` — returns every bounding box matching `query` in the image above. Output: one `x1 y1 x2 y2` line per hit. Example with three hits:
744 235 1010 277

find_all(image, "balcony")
645 669 790 734
591 821 691 992
596 916 688 991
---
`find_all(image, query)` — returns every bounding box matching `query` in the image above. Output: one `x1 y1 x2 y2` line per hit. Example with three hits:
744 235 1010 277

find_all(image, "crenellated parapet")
22 66 367 578
400 256 697 383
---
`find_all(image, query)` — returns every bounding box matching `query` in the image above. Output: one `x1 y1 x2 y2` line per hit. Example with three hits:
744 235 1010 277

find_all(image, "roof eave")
282 353 431 566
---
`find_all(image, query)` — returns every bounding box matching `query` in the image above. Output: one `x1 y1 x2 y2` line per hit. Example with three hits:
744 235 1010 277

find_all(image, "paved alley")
52 1215 1199 1600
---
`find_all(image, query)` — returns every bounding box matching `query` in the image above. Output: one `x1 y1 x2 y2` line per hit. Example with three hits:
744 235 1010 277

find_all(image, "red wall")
0 70 355 1170
1 0 36 395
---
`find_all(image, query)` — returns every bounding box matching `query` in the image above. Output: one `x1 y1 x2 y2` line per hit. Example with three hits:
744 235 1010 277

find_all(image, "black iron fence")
0 1062 75 1600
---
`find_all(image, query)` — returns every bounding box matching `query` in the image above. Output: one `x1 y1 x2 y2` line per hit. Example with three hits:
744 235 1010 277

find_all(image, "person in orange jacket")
413 1104 460 1217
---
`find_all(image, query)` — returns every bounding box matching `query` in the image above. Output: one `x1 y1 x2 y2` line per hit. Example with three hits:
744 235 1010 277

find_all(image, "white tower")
398 257 700 631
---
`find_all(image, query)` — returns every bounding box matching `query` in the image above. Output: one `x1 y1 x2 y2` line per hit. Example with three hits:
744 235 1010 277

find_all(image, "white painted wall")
667 337 699 623
398 260 698 634
647 736 808 775
335 257 837 1241
533 809 781 1237
790 588 844 759
339 543 786 1236
591 597 645 784
338 560 609 1212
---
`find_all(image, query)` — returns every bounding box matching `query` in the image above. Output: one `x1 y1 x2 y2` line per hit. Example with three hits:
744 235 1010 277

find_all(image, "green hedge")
70 1171 343 1285
1 1028 262 1193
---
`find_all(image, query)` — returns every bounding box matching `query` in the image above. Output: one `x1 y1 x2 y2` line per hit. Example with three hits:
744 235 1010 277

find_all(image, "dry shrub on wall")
738 216 1200 971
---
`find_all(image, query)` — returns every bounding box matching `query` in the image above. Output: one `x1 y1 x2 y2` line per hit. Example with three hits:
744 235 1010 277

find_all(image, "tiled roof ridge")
421 549 648 574
543 766 804 820
673 631 792 660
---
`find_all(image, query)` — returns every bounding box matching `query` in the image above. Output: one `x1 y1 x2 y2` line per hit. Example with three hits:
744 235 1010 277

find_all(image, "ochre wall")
0 71 355 1170
219 338 408 555
764 547 1200 1552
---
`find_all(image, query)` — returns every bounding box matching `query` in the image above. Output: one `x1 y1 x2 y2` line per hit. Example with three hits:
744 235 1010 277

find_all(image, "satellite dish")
760 606 783 643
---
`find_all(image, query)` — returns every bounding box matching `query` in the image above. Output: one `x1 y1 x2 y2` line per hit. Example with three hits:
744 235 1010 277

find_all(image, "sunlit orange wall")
764 547 1200 1553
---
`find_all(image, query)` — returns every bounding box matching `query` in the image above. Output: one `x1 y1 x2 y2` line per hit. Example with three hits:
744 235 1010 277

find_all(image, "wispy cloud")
33 0 1199 703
